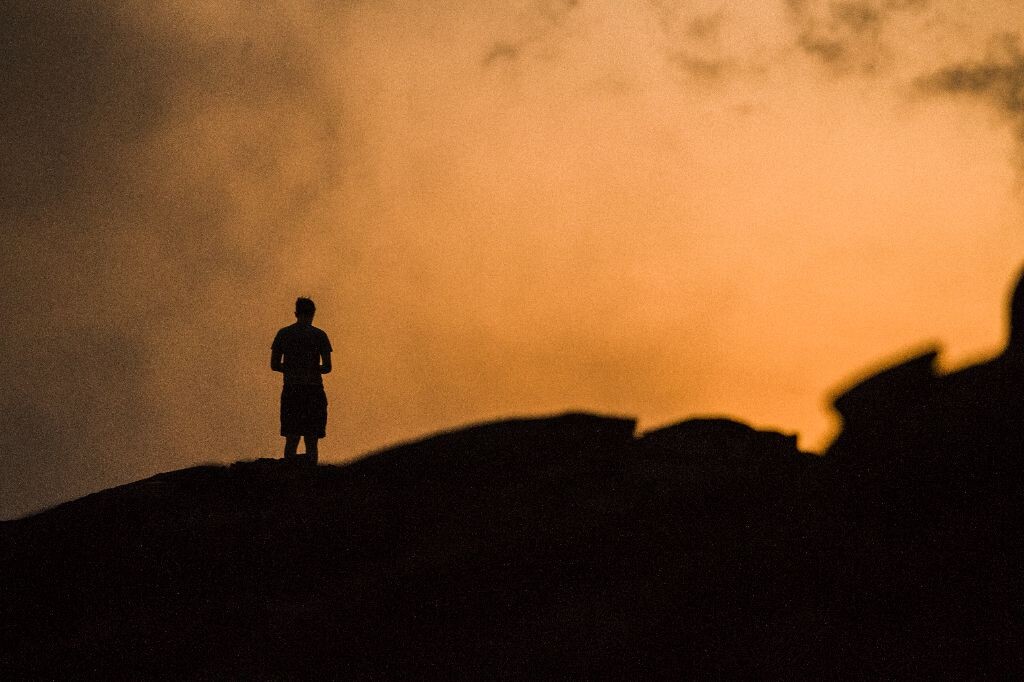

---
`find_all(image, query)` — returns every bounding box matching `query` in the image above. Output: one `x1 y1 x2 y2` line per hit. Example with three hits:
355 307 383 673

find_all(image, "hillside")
3 353 1024 679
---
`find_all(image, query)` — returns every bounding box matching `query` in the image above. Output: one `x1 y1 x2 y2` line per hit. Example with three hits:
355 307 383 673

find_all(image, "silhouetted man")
271 297 332 464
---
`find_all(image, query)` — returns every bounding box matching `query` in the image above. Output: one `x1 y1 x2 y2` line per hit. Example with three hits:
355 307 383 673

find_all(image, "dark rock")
639 416 801 461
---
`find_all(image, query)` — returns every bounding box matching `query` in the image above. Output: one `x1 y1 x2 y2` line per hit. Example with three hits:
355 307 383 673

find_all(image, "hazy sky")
4 0 1024 518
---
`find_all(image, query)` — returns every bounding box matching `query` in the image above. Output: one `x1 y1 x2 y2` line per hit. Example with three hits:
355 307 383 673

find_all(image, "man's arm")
320 350 332 375
271 348 284 373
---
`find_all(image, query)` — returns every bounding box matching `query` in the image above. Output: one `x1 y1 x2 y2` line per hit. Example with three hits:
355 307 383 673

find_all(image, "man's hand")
270 349 284 373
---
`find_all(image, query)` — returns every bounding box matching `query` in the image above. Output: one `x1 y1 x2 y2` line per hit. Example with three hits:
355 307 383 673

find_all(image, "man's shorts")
280 384 328 438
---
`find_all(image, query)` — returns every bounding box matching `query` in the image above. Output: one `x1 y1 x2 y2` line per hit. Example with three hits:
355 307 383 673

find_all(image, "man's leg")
303 435 319 466
284 436 301 459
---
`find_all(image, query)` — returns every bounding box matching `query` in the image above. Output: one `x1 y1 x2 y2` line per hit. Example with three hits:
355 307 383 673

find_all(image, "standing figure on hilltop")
271 297 332 465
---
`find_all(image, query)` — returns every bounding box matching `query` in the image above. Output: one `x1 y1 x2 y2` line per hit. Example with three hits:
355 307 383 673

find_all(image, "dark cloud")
788 0 883 73
482 0 581 68
1 2 181 518
686 10 726 41
643 3 739 85
537 0 579 22
0 1 345 518
667 53 732 81
484 0 933 83
916 34 1024 116
1 4 172 228
483 42 520 67
787 0 929 74
915 34 1024 171
671 8 733 83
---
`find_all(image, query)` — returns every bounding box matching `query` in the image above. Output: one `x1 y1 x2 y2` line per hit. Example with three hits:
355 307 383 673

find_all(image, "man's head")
295 297 316 322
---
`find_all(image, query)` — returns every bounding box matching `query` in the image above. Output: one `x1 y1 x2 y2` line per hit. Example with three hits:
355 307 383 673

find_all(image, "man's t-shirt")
272 323 332 385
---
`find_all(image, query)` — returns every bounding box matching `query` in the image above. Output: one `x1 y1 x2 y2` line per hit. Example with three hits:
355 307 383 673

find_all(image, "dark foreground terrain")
4 349 1024 678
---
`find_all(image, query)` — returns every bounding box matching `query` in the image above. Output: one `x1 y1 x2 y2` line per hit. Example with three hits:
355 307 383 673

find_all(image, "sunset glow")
4 0 1024 517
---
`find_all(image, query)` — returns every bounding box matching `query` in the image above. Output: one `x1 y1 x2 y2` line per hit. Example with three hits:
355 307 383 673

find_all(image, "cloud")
0 1 345 517
482 0 580 68
686 9 726 41
916 34 1024 116
482 1 922 86
786 0 929 74
668 54 732 80
483 42 520 67
483 1 737 86
659 5 737 83
915 33 1024 168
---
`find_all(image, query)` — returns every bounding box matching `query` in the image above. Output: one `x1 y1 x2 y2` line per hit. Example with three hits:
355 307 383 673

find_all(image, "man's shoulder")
273 322 306 343
276 323 329 341
312 326 332 347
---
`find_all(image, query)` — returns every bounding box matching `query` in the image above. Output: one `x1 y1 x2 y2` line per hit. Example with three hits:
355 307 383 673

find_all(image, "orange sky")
4 0 1024 517
286 0 1024 452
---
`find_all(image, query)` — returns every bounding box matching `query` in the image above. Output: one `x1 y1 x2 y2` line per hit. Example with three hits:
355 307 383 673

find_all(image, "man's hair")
295 297 316 317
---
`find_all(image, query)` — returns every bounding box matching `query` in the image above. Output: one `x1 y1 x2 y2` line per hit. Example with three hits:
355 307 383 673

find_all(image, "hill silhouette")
2 413 834 678
6 274 1024 677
